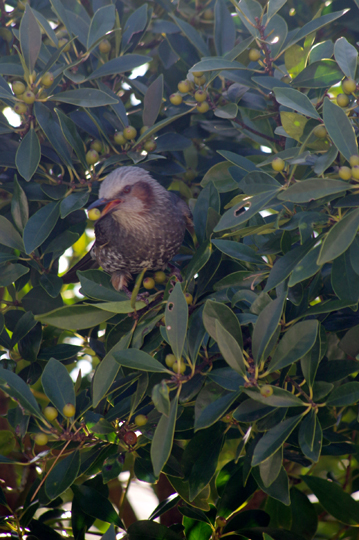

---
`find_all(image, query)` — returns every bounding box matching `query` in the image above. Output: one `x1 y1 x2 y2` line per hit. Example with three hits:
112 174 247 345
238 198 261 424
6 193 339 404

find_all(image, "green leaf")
214 0 235 56
278 179 349 203
171 15 210 56
122 4 148 50
267 0 287 21
142 74 164 127
87 5 115 49
0 216 24 251
298 411 322 462
203 299 243 348
290 487 318 539
0 368 43 420
334 37 358 80
285 10 349 51
259 448 282 487
252 291 286 365
243 387 305 408
11 177 28 232
15 128 40 182
323 97 357 160
152 381 170 416
86 300 146 313
195 387 241 431
22 286 63 315
0 264 29 287
88 55 152 80
34 102 73 168
273 87 320 119
332 249 359 302
35 304 114 330
127 521 182 540
252 414 303 466
72 485 124 528
267 320 319 373
289 244 322 287
60 191 89 219
113 349 169 373
214 103 238 119
212 239 264 264
42 358 75 414
215 320 246 376
326 381 359 406
301 475 359 525
10 310 36 347
23 202 60 254
151 395 178 477
292 60 344 88
252 466 290 506
20 5 41 73
165 282 188 361
317 208 359 265
78 270 127 302
45 450 80 500
50 89 118 107
55 109 88 170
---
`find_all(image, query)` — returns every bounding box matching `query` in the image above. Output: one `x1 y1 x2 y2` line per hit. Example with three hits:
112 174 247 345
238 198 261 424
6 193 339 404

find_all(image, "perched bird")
62 166 193 291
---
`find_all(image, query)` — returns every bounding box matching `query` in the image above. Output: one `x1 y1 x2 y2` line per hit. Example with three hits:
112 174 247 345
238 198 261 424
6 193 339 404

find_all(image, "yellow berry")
203 8 214 20
184 292 193 305
44 406 58 421
13 102 28 115
173 360 186 374
349 155 359 167
86 149 99 165
165 354 176 368
248 48 261 62
192 71 204 77
140 125 149 135
88 208 101 221
196 101 209 113
41 72 54 88
99 39 111 53
352 166 359 180
337 93 350 107
272 157 285 172
114 131 127 145
170 93 182 105
154 271 166 284
260 385 274 397
134 414 148 427
90 139 103 152
144 139 157 152
339 166 352 180
143 277 155 289
194 89 207 102
177 80 191 93
313 125 327 139
194 75 206 86
62 403 76 418
123 125 137 140
12 80 25 95
58 38 71 52
22 90 35 104
342 78 356 94
34 433 48 446
281 75 292 84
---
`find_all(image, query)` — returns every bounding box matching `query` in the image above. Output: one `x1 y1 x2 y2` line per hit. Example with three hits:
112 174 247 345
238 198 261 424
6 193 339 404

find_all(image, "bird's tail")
61 252 99 284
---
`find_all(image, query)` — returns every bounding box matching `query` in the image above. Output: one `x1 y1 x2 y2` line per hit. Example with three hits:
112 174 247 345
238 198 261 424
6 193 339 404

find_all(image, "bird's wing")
170 193 194 235
61 250 99 284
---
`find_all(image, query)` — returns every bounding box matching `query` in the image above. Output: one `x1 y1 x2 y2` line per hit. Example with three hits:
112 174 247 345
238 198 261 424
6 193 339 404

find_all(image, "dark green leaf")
114 349 169 373
0 264 29 287
23 202 60 254
253 466 290 506
55 109 88 169
45 450 80 500
290 487 318 540
0 216 24 251
11 177 28 232
15 128 40 182
35 304 113 330
214 0 235 56
286 10 348 51
127 521 182 540
50 89 118 107
334 37 357 80
143 74 164 127
273 87 320 119
60 191 89 219
87 5 115 49
332 249 359 302
252 414 303 466
326 382 359 406
151 395 178 477
212 239 264 264
259 448 282 487
88 55 152 80
42 358 75 414
203 299 242 348
20 5 41 72
165 282 188 360
172 15 210 56
72 485 124 528
243 387 305 408
34 102 73 167
10 310 36 348
215 319 246 376
323 97 357 161
278 179 349 203
298 411 322 462
0 368 43 420
252 291 286 365
292 60 344 88
317 208 359 265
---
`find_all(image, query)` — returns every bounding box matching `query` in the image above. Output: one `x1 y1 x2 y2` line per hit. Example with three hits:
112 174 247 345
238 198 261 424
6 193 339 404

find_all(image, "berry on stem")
154 270 166 284
260 385 274 397
86 149 99 165
339 166 352 180
22 90 35 104
313 125 327 139
196 101 209 113
165 354 176 368
349 155 359 167
342 78 356 94
248 48 261 62
123 126 137 140
14 102 28 115
90 139 103 152
184 292 193 305
124 431 137 446
134 414 148 427
12 80 26 95
44 406 58 421
177 80 191 93
170 93 182 105
62 403 76 418
337 93 349 107
99 39 111 53
272 157 285 172
34 433 48 446
143 277 155 289
194 89 207 102
114 131 127 145
41 72 54 88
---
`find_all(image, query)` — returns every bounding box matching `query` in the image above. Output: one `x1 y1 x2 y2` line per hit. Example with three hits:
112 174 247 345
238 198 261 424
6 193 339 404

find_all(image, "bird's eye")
123 185 131 194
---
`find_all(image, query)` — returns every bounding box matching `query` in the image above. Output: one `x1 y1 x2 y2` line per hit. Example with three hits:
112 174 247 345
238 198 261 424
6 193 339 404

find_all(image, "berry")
154 271 166 284
88 208 101 221
342 78 356 94
339 166 352 180
281 75 292 84
123 125 137 140
352 166 359 180
272 157 285 172
90 139 103 152
196 101 209 113
144 139 157 152
41 72 54 88
124 431 137 446
194 89 207 102
13 102 28 115
165 354 176 368
313 125 327 139
134 414 148 427
184 292 193 305
170 93 182 105
177 80 191 93
337 93 349 107
260 385 274 397
62 403 76 418
248 48 261 62
215 517 227 528
140 125 149 135
99 39 111 53
22 90 35 104
349 155 359 167
203 8 214 20
12 80 25 95
143 277 155 289
86 149 99 165
58 38 70 52
184 168 197 182
194 75 206 86
114 131 127 145
192 71 204 77
173 360 186 374
34 433 48 446
44 406 58 421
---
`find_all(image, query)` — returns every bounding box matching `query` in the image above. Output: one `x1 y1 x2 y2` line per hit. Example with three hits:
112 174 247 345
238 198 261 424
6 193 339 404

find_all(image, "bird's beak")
88 197 122 216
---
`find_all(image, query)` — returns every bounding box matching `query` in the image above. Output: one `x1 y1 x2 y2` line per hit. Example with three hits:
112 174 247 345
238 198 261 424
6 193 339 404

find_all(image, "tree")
1 0 359 538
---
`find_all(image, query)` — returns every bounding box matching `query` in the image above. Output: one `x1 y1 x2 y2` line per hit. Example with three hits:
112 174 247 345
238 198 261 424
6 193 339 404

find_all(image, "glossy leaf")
35 304 114 330
42 358 75 413
292 60 344 88
20 5 41 72
252 291 286 365
72 485 124 528
172 15 210 56
0 216 24 251
88 55 152 80
278 179 349 203
298 411 322 462
55 109 88 170
215 320 246 376
243 387 305 408
11 177 28 232
23 202 60 254
87 5 115 49
114 349 169 373
165 282 188 361
203 299 243 348
0 368 43 420
212 239 264 264
50 89 118 107
60 191 89 219
0 264 29 287
332 249 359 302
15 128 40 182
45 450 80 500
323 97 357 160
143 74 163 127
273 87 320 119
252 414 303 466
151 395 178 477
214 0 235 56
334 37 357 80
34 102 73 167
317 208 359 265
326 382 359 406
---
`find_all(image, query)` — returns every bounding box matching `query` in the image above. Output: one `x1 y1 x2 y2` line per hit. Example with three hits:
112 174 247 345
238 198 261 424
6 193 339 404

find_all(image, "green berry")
260 385 274 398
144 139 157 152
352 166 359 180
123 125 137 140
12 80 25 95
281 75 292 84
154 271 166 284
349 155 359 167
22 90 35 104
177 80 191 93
339 166 352 180
196 101 209 113
86 149 99 165
203 8 214 20
184 292 193 305
90 139 103 152
62 403 76 418
41 72 54 88
143 277 155 289
194 89 207 102
58 38 70 52
342 78 356 94
337 93 350 107
99 39 111 54
134 414 148 427
140 125 149 135
272 157 285 172
34 433 48 446
88 208 101 221
13 102 28 115
194 75 206 86
170 93 182 105
313 125 327 139
44 406 58 421
173 360 186 374
165 354 176 368
192 71 204 77
114 131 127 145
248 48 261 62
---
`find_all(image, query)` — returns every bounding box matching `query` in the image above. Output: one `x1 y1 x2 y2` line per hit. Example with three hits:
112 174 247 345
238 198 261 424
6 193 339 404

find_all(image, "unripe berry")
41 72 54 87
352 166 359 180
90 139 103 152
281 75 292 84
194 89 207 102
349 155 359 167
143 139 157 152
165 354 176 368
170 93 182 105
114 131 127 145
215 517 227 528
203 8 214 20
248 48 261 62
194 75 206 86
34 433 48 446
140 125 149 135
154 270 166 284
173 360 186 374
342 78 356 94
192 71 204 77
99 39 111 53
124 431 137 445
12 80 25 95
196 101 209 113
272 157 285 172
86 149 99 165
58 38 70 52
134 414 148 427
177 80 191 93
123 125 137 140
184 292 193 305
184 168 197 182
313 125 327 139
44 406 58 421
337 93 349 107
22 90 35 104
143 277 155 289
62 403 76 418
88 208 101 221
260 384 274 397
13 102 28 115
339 166 352 180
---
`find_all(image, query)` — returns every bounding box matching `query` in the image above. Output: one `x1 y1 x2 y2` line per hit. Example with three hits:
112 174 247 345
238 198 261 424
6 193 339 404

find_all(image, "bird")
62 166 193 291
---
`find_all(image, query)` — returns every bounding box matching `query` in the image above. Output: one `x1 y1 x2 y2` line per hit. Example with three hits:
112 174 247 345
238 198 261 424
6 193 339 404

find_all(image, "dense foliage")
2 0 359 538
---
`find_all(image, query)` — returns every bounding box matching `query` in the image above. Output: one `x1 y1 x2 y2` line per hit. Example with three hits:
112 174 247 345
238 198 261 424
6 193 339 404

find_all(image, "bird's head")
88 167 168 226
